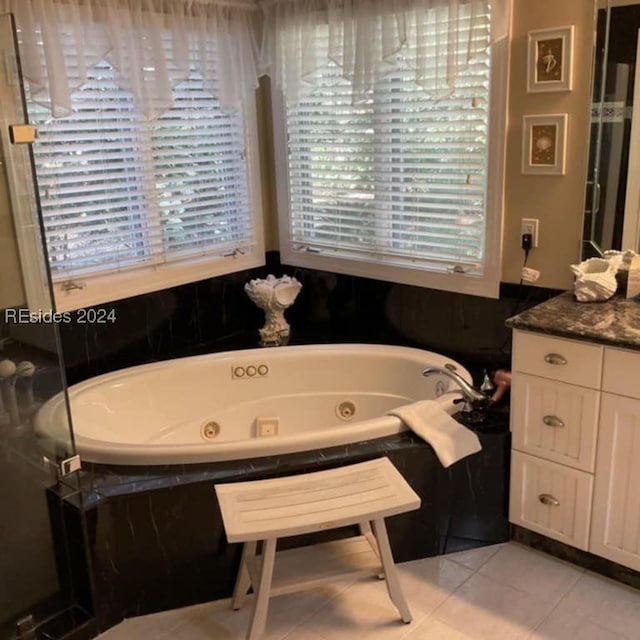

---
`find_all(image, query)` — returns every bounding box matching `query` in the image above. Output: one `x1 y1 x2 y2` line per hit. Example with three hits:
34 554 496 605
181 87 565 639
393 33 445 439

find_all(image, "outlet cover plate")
521 218 539 248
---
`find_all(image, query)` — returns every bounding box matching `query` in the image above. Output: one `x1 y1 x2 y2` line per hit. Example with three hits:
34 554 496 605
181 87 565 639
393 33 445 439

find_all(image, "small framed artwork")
527 25 574 92
522 114 568 175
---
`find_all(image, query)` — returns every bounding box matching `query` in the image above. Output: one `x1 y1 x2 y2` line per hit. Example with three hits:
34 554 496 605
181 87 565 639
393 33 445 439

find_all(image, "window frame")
272 23 509 299
13 76 265 313
51 92 265 311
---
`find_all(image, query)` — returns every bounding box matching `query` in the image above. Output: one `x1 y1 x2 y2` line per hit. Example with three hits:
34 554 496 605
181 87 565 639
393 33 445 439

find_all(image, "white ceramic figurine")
245 274 302 346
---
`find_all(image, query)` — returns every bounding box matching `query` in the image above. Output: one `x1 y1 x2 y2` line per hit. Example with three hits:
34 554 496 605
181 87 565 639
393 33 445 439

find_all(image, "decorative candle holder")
245 274 302 346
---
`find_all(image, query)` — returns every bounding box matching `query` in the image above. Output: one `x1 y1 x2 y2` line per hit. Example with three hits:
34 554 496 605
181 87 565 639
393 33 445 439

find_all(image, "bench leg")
232 540 257 610
247 537 277 640
359 521 385 579
370 519 412 624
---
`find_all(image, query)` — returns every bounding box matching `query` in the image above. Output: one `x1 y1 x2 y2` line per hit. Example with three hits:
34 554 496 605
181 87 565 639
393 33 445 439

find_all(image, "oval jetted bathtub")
36 344 471 465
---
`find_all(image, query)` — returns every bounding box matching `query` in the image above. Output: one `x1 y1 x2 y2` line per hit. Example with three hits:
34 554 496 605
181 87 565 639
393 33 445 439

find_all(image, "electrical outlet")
521 218 539 248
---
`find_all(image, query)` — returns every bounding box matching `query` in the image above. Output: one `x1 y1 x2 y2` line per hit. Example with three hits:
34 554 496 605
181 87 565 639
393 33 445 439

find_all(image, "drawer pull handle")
543 415 565 428
544 353 568 366
538 493 560 507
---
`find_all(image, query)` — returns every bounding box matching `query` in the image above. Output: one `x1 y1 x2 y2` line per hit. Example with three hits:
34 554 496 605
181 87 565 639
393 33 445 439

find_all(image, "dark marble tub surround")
58 268 266 385
66 422 510 633
506 291 640 350
59 251 561 386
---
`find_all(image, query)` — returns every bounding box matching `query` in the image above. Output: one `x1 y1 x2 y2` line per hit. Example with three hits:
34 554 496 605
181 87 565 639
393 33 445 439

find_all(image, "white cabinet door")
590 393 640 571
602 347 640 400
510 451 593 550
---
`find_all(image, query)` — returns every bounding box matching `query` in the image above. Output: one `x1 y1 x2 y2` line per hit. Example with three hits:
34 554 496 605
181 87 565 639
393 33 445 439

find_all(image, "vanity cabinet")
509 331 601 551
509 330 640 569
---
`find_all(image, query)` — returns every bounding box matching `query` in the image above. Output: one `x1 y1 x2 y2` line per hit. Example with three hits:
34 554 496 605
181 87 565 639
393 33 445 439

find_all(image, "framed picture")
522 114 568 175
527 25 574 92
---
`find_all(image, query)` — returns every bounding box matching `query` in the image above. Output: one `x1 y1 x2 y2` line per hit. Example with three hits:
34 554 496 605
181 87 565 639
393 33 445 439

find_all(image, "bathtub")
35 344 471 466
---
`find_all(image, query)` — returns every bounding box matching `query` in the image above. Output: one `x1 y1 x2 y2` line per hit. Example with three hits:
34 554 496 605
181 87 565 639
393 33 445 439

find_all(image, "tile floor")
96 541 640 640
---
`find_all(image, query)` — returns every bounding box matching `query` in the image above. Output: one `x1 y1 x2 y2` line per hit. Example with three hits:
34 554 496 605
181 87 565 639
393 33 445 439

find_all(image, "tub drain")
336 400 356 421
202 421 221 440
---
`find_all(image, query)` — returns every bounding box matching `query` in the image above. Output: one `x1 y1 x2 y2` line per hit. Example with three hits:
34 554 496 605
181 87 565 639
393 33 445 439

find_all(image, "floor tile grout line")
431 565 578 639
529 568 640 640
102 606 205 640
403 612 476 640
523 566 586 639
150 602 239 640
443 542 505 574
394 553 490 639
273 573 370 640
428 552 485 626
475 544 588 604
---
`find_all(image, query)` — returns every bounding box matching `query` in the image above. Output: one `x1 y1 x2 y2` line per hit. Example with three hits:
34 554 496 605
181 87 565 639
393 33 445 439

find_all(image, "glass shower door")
0 12 85 640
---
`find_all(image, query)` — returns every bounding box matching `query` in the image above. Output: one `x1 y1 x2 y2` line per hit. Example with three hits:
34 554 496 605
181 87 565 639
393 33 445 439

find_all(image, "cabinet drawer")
512 330 603 388
602 347 640 400
509 451 593 550
511 373 600 472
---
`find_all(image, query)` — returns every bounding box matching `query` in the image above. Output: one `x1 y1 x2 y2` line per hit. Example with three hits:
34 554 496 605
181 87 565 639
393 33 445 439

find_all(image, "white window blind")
25 33 263 310
276 4 506 297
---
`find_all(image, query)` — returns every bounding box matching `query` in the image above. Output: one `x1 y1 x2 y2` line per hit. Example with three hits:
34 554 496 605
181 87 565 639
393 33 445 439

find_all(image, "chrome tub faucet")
422 363 489 412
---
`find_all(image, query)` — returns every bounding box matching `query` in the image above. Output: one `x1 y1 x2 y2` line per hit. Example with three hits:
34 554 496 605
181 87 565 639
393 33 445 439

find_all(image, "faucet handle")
480 369 494 393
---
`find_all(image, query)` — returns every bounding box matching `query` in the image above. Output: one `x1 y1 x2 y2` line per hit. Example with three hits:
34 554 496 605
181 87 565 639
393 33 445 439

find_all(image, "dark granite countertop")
506 291 640 351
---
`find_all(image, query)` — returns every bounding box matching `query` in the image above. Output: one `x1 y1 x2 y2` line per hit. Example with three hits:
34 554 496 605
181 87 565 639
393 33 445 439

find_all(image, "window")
273 3 508 298
24 33 263 311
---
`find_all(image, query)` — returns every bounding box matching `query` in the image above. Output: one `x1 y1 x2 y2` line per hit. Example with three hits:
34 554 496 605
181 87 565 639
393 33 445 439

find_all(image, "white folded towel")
388 400 482 468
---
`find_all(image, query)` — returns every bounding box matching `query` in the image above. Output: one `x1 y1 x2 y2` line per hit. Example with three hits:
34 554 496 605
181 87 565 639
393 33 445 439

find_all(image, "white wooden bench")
215 457 421 640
